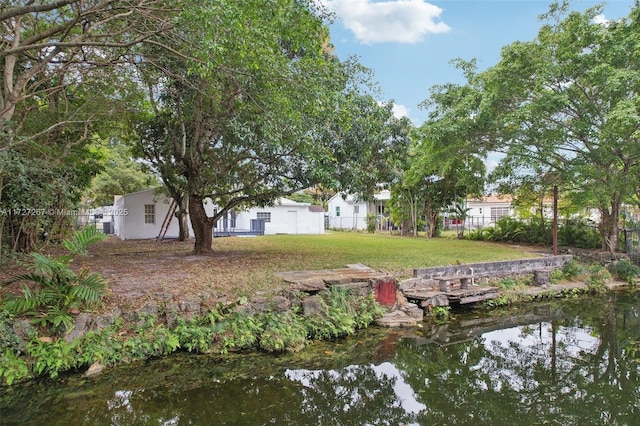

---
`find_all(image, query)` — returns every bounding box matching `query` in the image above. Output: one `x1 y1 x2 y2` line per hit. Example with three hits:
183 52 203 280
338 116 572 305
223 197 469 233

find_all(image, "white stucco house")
461 195 515 229
327 190 518 232
327 190 392 231
112 188 325 240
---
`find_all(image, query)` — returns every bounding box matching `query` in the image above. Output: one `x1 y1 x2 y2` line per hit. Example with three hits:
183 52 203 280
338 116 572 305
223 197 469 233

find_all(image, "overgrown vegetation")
1 228 108 331
466 217 602 249
0 289 385 386
607 260 640 285
430 306 451 323
585 265 612 294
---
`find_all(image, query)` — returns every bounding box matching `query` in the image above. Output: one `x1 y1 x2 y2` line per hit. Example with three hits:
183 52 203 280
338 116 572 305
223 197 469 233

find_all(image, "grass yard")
2 231 543 311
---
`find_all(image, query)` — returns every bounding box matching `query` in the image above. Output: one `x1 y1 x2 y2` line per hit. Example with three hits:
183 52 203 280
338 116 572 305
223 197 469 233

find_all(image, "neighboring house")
327 190 392 231
112 188 325 240
328 190 517 232
462 195 515 229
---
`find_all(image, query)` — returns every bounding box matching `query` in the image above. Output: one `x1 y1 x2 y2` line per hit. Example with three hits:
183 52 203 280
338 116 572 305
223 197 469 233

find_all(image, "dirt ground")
1 236 292 312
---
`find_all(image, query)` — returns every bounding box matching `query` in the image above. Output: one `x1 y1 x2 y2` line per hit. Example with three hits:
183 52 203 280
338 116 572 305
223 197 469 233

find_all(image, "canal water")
2 290 639 425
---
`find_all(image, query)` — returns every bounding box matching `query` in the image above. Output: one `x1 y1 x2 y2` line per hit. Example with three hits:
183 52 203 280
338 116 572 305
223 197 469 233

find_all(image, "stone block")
533 269 552 286
399 277 435 291
64 313 93 342
375 310 418 327
401 304 424 321
421 294 449 308
302 295 323 317
332 281 371 296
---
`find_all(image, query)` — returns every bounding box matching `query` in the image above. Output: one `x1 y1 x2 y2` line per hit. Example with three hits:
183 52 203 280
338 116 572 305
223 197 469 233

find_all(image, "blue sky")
324 0 636 125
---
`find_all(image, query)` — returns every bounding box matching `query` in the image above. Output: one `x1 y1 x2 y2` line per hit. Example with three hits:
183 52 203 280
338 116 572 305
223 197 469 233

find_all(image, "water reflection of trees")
5 294 640 425
393 293 640 425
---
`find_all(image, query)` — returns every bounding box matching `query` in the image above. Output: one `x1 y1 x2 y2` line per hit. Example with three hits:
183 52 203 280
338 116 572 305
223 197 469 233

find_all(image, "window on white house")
230 210 237 228
144 204 155 224
353 205 359 214
335 206 340 217
257 212 271 222
491 207 510 222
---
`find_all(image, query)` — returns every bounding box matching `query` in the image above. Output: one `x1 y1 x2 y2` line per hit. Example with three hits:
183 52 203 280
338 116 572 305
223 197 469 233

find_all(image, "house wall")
253 205 325 235
115 190 323 239
327 190 392 231
327 196 368 230
463 200 514 229
114 190 184 240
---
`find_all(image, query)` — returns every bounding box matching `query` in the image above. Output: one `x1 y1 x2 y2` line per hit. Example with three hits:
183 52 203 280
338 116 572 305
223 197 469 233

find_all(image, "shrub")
607 259 640 285
1 228 108 331
485 295 509 308
304 289 384 340
498 277 520 290
365 214 378 233
585 265 611 293
559 220 601 249
550 268 564 283
562 259 586 281
431 306 450 321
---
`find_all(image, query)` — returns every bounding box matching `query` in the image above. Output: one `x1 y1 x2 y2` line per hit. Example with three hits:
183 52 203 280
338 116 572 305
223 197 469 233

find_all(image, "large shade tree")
480 2 640 252
136 0 410 254
0 0 178 252
393 66 487 238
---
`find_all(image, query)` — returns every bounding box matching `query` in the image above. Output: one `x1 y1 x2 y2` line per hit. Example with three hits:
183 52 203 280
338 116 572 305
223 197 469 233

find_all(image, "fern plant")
2 228 108 331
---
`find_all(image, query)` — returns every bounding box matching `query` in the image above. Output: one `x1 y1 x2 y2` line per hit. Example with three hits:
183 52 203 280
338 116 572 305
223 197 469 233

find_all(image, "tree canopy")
0 0 176 252
135 0 411 253
483 2 640 252
416 2 640 251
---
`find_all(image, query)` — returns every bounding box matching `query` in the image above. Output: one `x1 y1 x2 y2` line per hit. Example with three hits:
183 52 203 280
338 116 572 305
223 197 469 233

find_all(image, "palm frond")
70 273 109 304
3 273 50 288
63 227 106 256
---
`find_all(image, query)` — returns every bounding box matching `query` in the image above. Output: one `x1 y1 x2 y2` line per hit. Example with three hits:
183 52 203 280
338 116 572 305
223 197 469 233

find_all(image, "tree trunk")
189 194 214 255
426 210 439 238
600 202 619 254
176 208 190 241
176 195 190 241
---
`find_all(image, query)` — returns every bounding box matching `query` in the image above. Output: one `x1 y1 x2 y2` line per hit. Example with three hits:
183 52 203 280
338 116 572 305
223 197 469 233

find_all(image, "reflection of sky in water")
484 323 599 357
286 361 426 416
474 323 600 391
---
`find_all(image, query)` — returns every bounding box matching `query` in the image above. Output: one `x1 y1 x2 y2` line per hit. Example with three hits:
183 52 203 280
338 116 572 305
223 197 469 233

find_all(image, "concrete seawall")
413 255 573 280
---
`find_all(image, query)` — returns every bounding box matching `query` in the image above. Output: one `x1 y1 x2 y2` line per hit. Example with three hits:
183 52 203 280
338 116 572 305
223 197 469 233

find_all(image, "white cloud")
378 101 411 120
592 13 610 26
391 103 410 119
326 0 450 44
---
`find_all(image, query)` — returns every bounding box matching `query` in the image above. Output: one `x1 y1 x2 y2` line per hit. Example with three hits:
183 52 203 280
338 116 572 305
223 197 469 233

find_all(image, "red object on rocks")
374 277 397 308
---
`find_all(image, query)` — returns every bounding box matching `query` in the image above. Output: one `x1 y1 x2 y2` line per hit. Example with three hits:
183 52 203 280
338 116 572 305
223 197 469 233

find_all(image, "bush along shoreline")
3 229 639 386
0 228 385 386
0 288 386 386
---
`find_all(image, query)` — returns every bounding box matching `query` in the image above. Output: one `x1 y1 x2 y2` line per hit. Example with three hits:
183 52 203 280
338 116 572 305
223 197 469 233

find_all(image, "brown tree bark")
175 195 190 241
188 194 214 255
600 201 619 254
426 209 439 238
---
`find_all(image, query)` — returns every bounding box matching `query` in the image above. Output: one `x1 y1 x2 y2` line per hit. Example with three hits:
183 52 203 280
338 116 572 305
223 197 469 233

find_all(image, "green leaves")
467 3 640 252
2 228 108 332
62 227 106 257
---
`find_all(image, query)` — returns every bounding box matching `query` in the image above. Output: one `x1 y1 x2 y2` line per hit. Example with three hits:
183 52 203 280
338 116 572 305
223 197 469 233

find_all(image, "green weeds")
0 289 386 386
1 228 108 331
607 259 640 285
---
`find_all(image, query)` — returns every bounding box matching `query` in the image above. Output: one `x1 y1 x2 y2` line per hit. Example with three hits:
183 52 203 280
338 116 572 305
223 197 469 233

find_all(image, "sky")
323 0 637 125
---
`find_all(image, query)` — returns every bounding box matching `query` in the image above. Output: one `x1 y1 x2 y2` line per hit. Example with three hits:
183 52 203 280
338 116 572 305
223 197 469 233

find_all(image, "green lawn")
79 231 543 303
241 231 539 279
